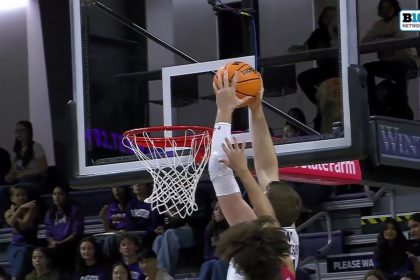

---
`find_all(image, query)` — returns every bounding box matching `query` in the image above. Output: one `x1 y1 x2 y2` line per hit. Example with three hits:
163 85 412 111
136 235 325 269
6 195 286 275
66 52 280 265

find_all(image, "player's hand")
248 73 264 112
213 70 253 112
220 137 248 174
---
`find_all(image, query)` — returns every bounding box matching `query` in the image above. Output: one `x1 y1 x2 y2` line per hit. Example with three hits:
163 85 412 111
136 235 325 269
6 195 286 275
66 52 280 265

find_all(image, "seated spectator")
119 233 145 280
101 186 130 232
152 209 193 276
365 270 386 280
295 6 339 131
99 186 131 261
139 250 173 280
126 183 161 247
1 121 48 225
316 77 342 133
372 80 414 120
112 263 132 280
282 108 308 139
44 186 84 274
4 120 48 186
0 146 11 185
374 218 410 280
407 213 420 276
361 0 419 116
25 247 63 280
198 202 229 280
5 186 39 280
74 236 111 280
401 271 420 280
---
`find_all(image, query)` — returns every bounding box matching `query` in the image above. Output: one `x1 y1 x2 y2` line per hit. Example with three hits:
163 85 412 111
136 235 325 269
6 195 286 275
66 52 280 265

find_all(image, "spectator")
138 250 173 280
4 186 39 280
1 121 48 225
152 210 193 276
44 186 84 273
365 270 386 280
74 236 111 280
126 183 160 247
0 147 11 185
295 6 339 131
4 120 48 186
119 233 145 280
25 247 62 280
373 80 414 119
361 0 419 117
407 213 420 276
198 202 229 280
99 186 131 261
282 108 308 139
374 218 410 280
101 186 130 232
316 77 342 133
112 263 133 280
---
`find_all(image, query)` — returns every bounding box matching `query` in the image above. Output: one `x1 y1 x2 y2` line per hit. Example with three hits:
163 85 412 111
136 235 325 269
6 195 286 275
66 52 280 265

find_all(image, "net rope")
123 129 211 218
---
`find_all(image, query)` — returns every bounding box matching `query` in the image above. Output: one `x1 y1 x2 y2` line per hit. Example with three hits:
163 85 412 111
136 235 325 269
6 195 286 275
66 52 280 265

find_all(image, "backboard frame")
69 0 370 187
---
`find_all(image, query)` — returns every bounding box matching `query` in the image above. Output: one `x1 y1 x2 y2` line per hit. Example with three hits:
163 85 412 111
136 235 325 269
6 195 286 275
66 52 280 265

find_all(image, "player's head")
216 216 290 280
266 181 302 227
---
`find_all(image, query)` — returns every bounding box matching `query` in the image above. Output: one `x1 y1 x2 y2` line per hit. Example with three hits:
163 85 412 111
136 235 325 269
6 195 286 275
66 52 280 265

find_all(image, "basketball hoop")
123 126 213 218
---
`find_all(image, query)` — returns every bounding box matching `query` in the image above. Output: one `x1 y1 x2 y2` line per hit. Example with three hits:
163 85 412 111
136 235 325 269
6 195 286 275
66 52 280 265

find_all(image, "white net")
123 127 212 218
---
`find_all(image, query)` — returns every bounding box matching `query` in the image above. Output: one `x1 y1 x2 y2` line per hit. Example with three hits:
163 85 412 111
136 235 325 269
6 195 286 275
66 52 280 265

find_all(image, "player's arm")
209 70 257 226
221 137 277 221
249 77 279 190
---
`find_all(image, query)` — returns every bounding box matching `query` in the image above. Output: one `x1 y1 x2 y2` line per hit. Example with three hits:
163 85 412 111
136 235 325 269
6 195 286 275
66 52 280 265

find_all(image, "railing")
297 211 333 257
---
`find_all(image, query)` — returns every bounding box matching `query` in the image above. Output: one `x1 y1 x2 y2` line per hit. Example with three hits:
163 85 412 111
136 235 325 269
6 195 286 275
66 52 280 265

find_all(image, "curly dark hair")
364 269 386 280
374 218 408 273
266 181 302 227
216 216 290 280
377 0 401 18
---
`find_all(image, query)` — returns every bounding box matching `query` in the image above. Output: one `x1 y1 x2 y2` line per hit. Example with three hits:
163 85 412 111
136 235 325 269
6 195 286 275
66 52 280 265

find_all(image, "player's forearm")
250 108 279 186
236 168 276 219
215 109 233 124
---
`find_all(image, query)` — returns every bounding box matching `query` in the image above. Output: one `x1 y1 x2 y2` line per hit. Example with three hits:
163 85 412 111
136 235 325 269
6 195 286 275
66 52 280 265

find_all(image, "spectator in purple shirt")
100 186 130 232
4 186 39 280
45 186 84 274
119 233 145 280
126 183 161 247
99 186 131 261
74 236 111 280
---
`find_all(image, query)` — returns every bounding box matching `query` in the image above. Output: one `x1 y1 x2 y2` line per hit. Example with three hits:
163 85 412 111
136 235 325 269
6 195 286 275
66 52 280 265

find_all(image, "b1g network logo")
400 10 420 31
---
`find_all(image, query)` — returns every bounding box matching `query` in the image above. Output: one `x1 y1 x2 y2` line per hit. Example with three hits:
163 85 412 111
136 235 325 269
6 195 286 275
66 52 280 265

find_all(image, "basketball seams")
236 77 260 84
213 61 261 107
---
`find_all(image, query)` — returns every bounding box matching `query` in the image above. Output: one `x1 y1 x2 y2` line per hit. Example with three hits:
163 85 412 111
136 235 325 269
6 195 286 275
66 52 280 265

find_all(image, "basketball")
213 61 262 107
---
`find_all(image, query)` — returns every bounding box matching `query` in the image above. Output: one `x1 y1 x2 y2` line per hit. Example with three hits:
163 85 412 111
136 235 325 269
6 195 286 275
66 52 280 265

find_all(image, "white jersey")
226 227 299 280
